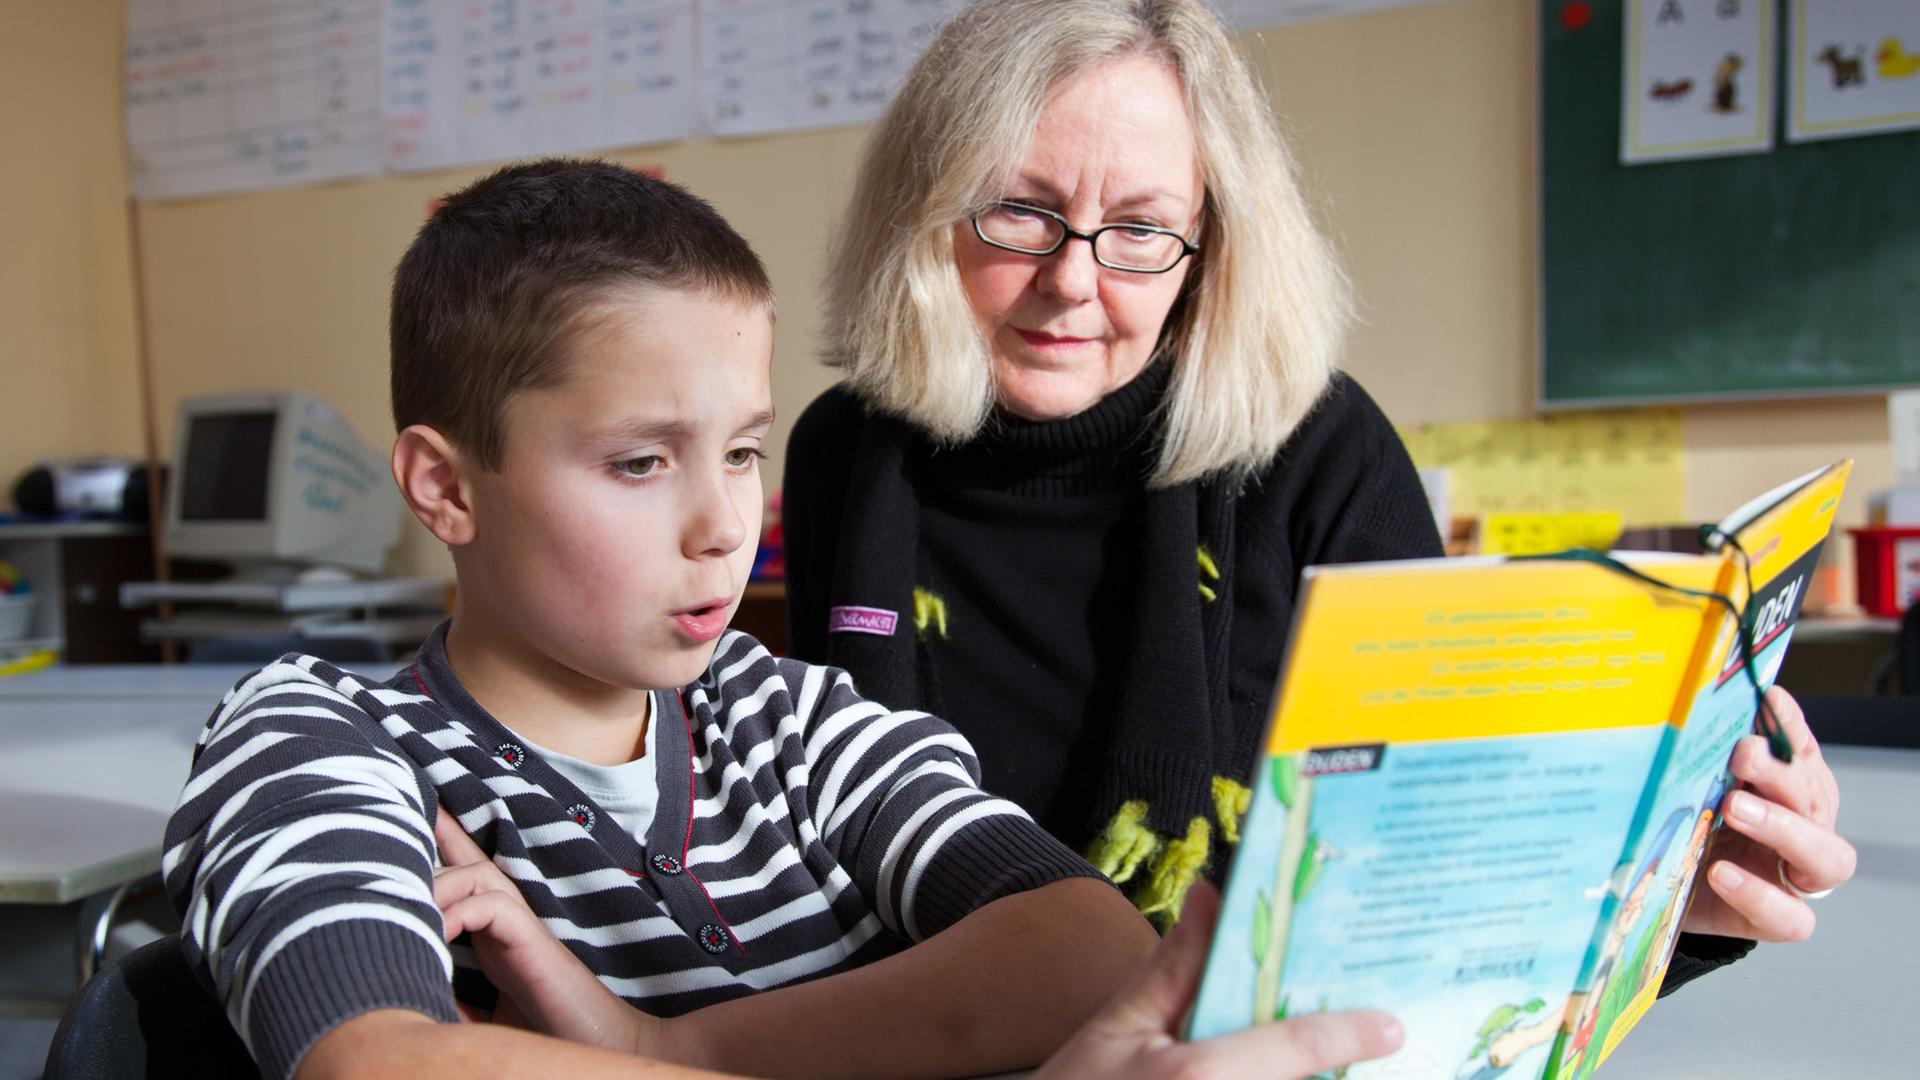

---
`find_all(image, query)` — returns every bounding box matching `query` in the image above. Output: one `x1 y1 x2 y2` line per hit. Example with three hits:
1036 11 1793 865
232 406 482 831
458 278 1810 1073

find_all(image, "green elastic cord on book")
1512 534 1792 764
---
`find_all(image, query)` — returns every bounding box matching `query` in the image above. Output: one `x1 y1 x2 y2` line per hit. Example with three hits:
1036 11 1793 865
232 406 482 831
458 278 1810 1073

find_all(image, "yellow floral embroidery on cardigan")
1085 775 1255 927
912 587 949 640
1197 545 1222 602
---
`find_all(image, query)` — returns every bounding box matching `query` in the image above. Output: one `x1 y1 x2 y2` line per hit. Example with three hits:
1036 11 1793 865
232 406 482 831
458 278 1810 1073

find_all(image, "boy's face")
457 286 774 691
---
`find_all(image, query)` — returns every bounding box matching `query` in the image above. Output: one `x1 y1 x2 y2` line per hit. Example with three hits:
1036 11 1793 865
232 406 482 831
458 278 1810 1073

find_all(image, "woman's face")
956 54 1204 422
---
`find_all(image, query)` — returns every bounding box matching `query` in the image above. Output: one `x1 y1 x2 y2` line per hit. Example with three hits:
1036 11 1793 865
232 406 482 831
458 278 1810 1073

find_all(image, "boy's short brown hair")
391 159 774 469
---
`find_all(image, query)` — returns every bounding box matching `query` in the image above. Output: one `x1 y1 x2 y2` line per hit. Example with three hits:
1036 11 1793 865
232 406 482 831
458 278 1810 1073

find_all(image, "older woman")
785 0 1851 969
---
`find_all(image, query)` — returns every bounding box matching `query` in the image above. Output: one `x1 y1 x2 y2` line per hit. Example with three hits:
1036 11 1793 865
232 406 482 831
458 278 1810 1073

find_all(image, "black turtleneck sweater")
784 364 1442 846
911 364 1167 835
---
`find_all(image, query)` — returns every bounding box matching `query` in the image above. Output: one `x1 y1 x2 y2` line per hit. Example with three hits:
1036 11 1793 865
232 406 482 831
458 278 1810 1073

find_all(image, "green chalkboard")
1541 0 1920 406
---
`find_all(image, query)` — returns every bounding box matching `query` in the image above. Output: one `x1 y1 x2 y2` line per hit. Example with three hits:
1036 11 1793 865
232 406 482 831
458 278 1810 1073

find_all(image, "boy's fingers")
1193 1009 1403 1079
1106 882 1220 1030
432 861 516 911
1706 860 1815 943
439 890 535 945
1720 791 1857 893
438 893 489 942
434 805 490 866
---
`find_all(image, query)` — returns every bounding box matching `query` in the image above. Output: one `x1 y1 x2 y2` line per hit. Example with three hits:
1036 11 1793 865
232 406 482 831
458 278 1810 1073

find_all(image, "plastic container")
0 593 36 641
1848 527 1920 616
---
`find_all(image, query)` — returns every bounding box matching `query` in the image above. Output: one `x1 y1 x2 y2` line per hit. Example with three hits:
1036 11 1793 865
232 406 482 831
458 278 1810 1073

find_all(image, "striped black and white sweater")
163 623 1102 1079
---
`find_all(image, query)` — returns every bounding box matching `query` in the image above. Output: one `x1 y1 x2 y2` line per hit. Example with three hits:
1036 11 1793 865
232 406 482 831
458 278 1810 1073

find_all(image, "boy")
163 160 1158 1080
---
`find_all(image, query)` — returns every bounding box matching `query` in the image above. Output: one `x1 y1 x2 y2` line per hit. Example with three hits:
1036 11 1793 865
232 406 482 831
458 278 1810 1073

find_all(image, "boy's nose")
684 476 749 558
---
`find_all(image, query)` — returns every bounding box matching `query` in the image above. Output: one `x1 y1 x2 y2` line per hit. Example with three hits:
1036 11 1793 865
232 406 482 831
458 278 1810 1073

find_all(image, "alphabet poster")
1621 0 1775 164
1788 0 1920 142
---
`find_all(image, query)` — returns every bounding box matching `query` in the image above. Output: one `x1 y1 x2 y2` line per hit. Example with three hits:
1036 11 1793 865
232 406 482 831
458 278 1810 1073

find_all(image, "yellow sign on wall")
1398 411 1686 527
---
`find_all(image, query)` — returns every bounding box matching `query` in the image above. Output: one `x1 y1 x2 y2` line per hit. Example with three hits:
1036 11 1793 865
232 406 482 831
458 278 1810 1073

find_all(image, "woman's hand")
1682 686 1856 941
433 809 669 1055
1033 882 1402 1080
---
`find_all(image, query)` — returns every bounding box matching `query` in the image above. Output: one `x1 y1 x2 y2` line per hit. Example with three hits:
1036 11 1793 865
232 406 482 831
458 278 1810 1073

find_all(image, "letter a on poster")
1622 0 1776 163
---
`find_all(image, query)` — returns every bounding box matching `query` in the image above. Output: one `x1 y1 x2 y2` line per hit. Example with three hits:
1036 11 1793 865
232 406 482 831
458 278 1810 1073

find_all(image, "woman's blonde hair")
823 0 1351 487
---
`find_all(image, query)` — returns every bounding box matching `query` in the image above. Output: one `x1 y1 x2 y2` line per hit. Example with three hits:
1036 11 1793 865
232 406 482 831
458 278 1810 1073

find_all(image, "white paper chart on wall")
381 0 699 174
123 0 1453 202
126 0 387 201
698 0 957 138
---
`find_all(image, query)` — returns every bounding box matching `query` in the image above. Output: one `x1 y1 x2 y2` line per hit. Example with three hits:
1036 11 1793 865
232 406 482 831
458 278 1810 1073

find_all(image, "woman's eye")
725 447 766 468
614 456 663 478
1000 202 1045 219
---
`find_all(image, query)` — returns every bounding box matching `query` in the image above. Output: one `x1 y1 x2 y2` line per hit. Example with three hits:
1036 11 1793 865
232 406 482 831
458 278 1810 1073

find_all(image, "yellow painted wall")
0 0 144 489
15 0 1896 587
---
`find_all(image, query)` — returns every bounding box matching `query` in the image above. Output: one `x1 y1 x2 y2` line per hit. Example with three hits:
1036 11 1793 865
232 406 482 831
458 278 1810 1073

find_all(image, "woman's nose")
1034 236 1101 304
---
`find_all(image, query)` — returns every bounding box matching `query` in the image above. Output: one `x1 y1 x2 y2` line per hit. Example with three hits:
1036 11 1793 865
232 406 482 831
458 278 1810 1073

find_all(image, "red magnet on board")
1561 1 1592 31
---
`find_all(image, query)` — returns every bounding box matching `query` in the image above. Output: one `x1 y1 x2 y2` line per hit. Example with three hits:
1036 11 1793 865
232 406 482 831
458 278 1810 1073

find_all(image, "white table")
0 663 396 1012
0 663 258 704
0 699 211 904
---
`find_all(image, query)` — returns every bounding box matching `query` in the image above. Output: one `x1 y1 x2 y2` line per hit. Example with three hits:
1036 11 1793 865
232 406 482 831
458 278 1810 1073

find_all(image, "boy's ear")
392 425 477 546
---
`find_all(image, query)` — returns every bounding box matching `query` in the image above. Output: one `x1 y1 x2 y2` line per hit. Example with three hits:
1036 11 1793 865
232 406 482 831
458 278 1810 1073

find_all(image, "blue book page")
1548 542 1821 1079
1188 727 1663 1080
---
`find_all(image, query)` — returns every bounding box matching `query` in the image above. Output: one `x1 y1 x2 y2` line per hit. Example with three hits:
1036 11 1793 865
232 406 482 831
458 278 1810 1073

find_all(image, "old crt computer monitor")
165 391 400 576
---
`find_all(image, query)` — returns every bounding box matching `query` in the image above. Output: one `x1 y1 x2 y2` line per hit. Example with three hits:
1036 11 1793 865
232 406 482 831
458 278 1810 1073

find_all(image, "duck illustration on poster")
1879 37 1920 79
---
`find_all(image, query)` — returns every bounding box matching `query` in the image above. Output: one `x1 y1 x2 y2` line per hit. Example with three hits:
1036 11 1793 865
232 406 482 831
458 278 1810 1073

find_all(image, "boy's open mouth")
671 596 733 643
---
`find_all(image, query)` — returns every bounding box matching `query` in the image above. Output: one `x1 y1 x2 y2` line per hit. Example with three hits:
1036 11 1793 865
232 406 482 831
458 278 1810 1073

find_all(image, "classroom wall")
0 0 145 492
36 0 1898 585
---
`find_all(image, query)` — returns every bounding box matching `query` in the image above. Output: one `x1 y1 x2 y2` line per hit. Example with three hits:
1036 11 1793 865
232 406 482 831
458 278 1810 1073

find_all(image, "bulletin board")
1539 0 1920 406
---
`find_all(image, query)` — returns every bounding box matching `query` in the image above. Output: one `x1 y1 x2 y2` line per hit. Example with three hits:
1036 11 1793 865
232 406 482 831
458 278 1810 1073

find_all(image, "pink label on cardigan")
828 606 899 636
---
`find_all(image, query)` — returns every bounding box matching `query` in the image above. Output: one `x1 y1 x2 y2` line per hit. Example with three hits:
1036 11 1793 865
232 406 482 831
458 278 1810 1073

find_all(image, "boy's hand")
433 808 670 1056
1032 882 1403 1080
1682 687 1856 942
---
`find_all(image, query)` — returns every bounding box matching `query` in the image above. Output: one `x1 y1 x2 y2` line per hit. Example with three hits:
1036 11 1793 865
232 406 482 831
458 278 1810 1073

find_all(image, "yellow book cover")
1185 461 1851 1080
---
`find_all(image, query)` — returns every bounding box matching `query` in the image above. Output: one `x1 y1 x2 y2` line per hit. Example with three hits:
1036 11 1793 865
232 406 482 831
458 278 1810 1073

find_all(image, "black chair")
43 934 258 1079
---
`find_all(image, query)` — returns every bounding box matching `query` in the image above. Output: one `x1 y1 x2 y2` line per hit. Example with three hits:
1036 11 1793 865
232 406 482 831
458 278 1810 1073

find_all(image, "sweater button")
697 924 730 954
651 853 683 875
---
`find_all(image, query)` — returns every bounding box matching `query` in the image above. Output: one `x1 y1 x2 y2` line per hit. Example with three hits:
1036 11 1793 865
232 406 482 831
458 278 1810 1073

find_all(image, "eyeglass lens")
975 204 1185 272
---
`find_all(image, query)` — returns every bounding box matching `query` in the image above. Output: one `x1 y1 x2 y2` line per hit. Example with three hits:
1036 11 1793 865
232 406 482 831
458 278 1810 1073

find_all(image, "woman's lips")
1015 329 1097 351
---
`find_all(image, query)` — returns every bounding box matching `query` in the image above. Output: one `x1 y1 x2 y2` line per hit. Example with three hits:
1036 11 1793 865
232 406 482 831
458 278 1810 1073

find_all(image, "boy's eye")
725 447 766 468
614 455 663 478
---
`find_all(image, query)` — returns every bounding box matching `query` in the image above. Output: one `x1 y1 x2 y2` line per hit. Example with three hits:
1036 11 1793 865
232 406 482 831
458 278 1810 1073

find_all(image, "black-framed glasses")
970 201 1199 274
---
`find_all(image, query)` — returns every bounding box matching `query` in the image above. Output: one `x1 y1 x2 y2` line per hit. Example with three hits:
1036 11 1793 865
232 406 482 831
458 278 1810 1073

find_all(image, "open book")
1185 460 1852 1080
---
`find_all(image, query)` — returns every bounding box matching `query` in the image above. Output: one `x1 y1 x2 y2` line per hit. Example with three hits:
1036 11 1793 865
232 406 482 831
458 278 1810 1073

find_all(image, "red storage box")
1849 527 1920 616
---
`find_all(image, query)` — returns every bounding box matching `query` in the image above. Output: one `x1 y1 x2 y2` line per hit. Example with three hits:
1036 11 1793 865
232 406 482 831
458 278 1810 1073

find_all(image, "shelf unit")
0 521 157 663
